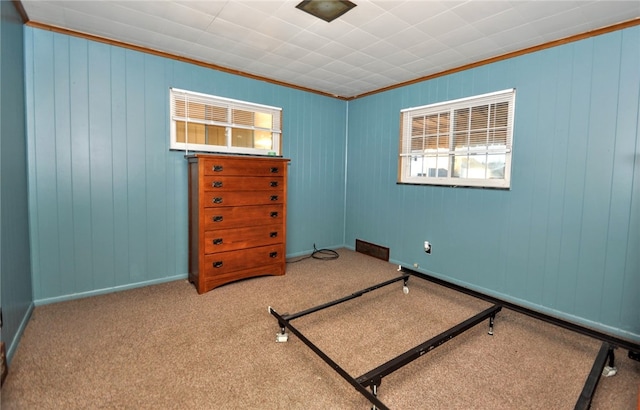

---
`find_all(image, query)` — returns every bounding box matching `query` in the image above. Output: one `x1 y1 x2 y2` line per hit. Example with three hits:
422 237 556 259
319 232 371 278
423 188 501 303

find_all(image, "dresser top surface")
186 153 290 163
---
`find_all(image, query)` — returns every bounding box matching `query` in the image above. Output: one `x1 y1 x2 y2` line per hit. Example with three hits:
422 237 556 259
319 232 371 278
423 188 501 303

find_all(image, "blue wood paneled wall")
24 27 346 303
345 26 640 341
22 24 639 341
1 0 33 362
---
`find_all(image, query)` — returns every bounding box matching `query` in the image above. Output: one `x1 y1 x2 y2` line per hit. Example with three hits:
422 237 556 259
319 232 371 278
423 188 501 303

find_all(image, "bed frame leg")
370 383 379 410
602 348 617 377
276 325 289 342
488 314 496 335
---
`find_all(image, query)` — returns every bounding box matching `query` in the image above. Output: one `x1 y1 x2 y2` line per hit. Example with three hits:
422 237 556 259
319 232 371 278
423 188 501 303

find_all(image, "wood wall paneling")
21 23 640 341
345 27 640 340
24 27 347 301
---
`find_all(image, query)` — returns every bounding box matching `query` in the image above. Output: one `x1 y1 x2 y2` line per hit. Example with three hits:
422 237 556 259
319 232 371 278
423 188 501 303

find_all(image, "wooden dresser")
187 154 290 294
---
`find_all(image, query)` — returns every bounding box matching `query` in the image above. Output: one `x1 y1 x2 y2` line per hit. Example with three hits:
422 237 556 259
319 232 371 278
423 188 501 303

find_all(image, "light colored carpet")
2 249 638 409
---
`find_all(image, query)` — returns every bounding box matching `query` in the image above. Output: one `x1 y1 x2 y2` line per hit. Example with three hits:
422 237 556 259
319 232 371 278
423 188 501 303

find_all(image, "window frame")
169 88 283 156
398 89 516 189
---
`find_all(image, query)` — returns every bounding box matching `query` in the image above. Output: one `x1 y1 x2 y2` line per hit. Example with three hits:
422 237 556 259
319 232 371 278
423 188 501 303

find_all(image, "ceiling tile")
510 1 585 22
216 1 270 27
386 49 422 66
288 30 335 50
471 8 529 37
360 54 397 74
299 51 332 67
20 0 639 98
435 25 487 48
416 10 470 37
360 39 402 60
304 18 356 39
487 23 546 50
455 36 502 60
385 26 433 49
19 2 66 23
451 1 512 23
339 50 378 68
205 17 253 41
426 47 468 68
175 1 227 17
384 0 451 26
271 41 311 60
359 12 411 40
257 16 302 41
243 30 284 52
117 1 216 31
316 41 358 60
334 27 381 51
576 1 640 25
338 1 388 26
405 38 450 57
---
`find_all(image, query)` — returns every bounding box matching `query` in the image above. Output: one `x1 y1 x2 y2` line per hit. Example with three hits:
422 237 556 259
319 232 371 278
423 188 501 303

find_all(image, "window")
170 88 282 156
398 89 515 189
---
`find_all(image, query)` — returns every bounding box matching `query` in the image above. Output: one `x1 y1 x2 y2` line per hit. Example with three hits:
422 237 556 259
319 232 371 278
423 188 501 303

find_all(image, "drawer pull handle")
213 165 223 172
212 181 223 188
270 167 279 173
212 197 223 204
213 216 223 222
270 232 278 238
269 252 278 258
270 181 278 187
270 212 278 218
213 261 223 268
270 195 278 201
213 238 223 245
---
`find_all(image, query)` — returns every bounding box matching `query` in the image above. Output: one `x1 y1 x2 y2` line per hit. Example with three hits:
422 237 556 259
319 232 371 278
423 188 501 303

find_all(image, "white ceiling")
20 1 640 99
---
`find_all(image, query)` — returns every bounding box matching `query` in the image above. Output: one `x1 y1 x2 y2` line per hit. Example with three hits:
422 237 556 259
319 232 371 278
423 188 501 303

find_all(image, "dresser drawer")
201 264 285 291
202 158 286 176
202 176 284 191
204 224 283 254
203 244 285 277
203 204 284 230
203 191 285 207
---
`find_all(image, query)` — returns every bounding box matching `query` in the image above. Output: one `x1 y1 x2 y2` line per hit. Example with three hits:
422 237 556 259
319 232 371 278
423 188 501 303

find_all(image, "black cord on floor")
286 244 339 263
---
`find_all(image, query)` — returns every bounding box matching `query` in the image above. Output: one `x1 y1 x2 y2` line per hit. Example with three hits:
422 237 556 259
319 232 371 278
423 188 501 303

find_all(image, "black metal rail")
401 266 640 353
269 274 499 409
402 266 640 410
281 275 409 322
356 304 502 388
271 267 639 409
574 342 614 410
270 306 391 410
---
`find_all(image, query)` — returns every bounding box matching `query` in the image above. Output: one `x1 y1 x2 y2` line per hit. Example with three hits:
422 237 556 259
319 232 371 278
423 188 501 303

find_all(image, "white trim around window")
170 88 282 156
398 89 516 189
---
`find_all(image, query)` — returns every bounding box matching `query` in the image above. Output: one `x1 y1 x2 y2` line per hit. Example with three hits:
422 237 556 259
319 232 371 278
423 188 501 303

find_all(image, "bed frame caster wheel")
276 331 289 343
602 366 617 377
402 286 409 294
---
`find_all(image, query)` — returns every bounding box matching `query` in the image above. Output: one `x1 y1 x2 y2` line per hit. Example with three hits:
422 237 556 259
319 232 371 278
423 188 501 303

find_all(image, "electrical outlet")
424 241 432 254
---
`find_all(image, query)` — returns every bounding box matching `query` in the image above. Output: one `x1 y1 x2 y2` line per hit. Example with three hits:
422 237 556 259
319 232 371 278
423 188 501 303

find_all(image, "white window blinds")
399 89 515 188
170 88 282 156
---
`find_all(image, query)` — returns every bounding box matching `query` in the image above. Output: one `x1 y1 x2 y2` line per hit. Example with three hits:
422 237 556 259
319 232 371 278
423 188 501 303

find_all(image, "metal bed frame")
268 266 640 410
